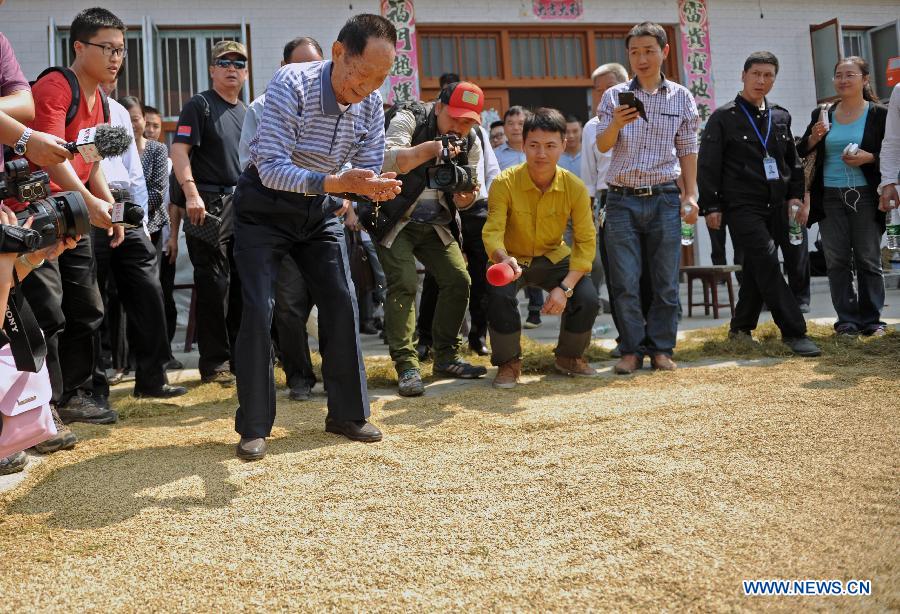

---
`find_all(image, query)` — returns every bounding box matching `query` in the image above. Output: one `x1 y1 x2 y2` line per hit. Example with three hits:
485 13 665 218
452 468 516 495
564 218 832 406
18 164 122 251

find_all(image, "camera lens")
14 191 91 251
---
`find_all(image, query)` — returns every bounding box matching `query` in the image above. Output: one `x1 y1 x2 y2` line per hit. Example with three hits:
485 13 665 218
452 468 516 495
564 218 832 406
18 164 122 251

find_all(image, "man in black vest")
363 82 487 396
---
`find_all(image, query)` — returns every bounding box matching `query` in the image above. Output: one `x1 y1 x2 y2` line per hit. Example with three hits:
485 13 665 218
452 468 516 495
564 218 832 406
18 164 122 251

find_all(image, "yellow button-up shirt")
483 163 596 272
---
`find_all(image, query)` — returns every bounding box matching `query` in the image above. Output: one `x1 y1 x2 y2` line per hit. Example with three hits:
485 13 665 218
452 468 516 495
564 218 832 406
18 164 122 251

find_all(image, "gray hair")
591 62 628 83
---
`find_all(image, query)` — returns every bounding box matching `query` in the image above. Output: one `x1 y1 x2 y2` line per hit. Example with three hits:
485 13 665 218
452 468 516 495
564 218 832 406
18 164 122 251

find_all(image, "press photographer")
0 203 78 475
360 81 488 397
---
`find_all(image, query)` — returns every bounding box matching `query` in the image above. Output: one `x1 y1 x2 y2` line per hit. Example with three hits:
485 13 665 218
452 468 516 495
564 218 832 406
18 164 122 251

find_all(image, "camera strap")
3 271 47 373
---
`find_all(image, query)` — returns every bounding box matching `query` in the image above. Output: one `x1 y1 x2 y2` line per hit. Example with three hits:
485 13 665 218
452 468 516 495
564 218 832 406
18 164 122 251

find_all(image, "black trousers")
232 168 368 438
184 191 242 377
725 202 807 338
20 233 103 405
151 229 178 355
487 256 599 365
273 254 316 389
92 227 170 395
774 220 811 308
707 221 744 285
417 210 489 347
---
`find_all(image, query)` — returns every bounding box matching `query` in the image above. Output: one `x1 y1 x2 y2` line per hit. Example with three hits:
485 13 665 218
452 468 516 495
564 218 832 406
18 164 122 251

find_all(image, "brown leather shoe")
614 354 642 375
493 359 522 389
650 354 677 370
325 419 383 442
555 356 597 377
236 437 267 461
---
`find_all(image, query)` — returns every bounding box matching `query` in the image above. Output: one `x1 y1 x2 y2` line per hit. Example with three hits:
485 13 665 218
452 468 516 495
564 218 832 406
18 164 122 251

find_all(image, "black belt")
196 182 235 195
608 182 679 197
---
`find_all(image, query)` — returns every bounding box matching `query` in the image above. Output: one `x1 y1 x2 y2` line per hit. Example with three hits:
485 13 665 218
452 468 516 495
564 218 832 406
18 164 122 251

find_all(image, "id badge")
763 156 779 180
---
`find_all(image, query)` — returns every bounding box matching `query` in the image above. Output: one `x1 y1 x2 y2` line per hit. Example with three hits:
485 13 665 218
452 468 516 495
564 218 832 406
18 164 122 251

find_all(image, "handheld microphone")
64 125 133 162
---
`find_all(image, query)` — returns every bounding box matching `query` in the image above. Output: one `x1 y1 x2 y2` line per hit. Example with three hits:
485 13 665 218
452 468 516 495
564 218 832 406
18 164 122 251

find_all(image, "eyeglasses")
214 59 247 70
80 41 127 58
833 72 862 81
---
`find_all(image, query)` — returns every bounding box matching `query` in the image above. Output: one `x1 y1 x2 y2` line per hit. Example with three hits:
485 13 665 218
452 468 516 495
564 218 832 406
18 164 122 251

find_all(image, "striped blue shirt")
248 60 386 194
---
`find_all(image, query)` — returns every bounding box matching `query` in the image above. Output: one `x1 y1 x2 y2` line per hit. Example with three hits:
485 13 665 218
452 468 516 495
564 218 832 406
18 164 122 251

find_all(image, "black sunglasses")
214 58 247 69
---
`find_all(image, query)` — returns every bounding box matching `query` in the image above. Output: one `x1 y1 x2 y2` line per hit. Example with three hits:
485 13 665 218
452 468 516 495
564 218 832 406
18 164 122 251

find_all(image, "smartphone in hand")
617 91 648 122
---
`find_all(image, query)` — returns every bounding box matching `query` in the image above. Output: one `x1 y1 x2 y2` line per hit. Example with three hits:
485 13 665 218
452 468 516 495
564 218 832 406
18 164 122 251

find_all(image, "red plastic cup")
486 262 515 286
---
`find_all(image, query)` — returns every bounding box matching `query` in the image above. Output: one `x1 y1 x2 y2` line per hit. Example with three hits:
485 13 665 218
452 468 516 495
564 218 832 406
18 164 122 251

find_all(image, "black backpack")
32 66 110 125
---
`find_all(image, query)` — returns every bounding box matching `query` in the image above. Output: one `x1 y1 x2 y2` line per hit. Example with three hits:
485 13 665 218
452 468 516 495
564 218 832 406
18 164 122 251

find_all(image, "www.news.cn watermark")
743 579 872 596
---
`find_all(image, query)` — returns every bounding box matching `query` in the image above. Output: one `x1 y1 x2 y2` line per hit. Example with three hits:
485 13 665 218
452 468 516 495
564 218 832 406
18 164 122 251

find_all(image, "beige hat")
211 40 248 61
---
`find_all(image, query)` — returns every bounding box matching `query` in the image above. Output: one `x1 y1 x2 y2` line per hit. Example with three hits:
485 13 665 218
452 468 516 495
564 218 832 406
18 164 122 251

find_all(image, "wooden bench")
680 265 742 319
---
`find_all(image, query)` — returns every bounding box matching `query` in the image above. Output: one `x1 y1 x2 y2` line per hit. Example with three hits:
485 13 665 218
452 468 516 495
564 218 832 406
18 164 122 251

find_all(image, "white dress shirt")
580 116 612 194
478 125 500 200
100 98 149 215
879 84 900 191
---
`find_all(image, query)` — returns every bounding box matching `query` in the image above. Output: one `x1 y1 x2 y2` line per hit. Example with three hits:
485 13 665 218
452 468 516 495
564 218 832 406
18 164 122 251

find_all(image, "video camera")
0 159 91 253
425 134 478 193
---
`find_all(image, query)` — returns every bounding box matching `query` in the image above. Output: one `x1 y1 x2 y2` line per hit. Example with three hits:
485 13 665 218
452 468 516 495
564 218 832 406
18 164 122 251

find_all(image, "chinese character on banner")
533 0 583 20
381 0 419 104
679 0 715 127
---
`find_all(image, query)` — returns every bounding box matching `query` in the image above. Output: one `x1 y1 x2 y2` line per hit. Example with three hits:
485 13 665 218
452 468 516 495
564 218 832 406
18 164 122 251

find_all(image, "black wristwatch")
558 283 573 298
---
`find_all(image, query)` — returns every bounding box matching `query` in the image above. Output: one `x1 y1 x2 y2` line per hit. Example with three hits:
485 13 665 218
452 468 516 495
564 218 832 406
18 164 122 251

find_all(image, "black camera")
425 135 478 193
0 159 91 253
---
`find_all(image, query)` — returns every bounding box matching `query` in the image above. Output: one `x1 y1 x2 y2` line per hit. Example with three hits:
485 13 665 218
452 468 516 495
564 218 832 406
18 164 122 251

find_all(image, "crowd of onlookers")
1 8 898 470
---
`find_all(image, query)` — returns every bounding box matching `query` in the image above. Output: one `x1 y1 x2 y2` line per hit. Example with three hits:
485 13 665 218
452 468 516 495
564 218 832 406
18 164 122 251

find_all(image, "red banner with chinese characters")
381 0 420 104
679 0 715 124
533 0 583 20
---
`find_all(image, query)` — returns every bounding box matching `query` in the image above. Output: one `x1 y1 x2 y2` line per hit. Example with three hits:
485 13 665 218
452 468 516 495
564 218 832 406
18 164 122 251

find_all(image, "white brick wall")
1 0 898 125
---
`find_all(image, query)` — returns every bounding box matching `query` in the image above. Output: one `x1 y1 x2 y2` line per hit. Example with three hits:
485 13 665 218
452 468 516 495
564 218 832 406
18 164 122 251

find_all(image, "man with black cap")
361 81 488 397
171 40 248 385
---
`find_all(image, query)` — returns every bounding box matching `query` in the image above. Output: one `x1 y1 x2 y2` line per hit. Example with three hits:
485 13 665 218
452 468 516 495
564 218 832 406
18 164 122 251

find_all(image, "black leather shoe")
359 321 379 335
468 339 490 356
164 358 184 370
133 384 188 399
416 343 431 362
289 382 312 401
325 419 383 442
236 437 267 461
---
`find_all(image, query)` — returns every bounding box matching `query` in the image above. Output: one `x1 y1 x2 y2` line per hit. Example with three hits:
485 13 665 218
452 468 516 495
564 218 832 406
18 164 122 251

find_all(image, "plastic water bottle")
592 323 610 336
819 105 830 131
789 203 803 245
680 205 694 246
887 200 900 251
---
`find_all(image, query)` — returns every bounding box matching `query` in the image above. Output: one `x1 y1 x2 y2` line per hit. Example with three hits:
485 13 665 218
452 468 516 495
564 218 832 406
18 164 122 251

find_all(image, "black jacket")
698 95 804 214
797 101 887 228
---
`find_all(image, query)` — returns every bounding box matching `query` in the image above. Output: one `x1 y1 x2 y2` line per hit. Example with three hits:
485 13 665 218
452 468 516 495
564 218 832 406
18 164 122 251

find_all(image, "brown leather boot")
554 356 597 377
650 354 677 371
614 353 642 375
493 359 522 389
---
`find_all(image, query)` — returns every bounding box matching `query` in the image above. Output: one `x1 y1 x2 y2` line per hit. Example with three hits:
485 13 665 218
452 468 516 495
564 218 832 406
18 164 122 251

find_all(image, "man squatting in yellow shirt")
483 107 599 389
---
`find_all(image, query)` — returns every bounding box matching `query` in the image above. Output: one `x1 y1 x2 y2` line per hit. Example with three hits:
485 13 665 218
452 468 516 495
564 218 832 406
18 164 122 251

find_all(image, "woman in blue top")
798 57 888 337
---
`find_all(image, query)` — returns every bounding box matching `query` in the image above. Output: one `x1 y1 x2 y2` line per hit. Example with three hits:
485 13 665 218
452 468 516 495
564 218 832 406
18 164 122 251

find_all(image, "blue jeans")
604 190 682 356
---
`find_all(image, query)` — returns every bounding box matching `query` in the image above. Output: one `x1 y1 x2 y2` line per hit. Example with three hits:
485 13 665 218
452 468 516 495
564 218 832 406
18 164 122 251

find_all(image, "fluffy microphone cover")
93 125 133 158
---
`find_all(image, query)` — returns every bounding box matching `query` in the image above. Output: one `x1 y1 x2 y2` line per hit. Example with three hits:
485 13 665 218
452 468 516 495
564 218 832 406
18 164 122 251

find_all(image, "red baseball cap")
440 81 484 124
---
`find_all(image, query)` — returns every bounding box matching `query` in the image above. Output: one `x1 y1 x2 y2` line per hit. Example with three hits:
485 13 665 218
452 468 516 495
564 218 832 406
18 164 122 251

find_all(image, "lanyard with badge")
738 103 779 181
